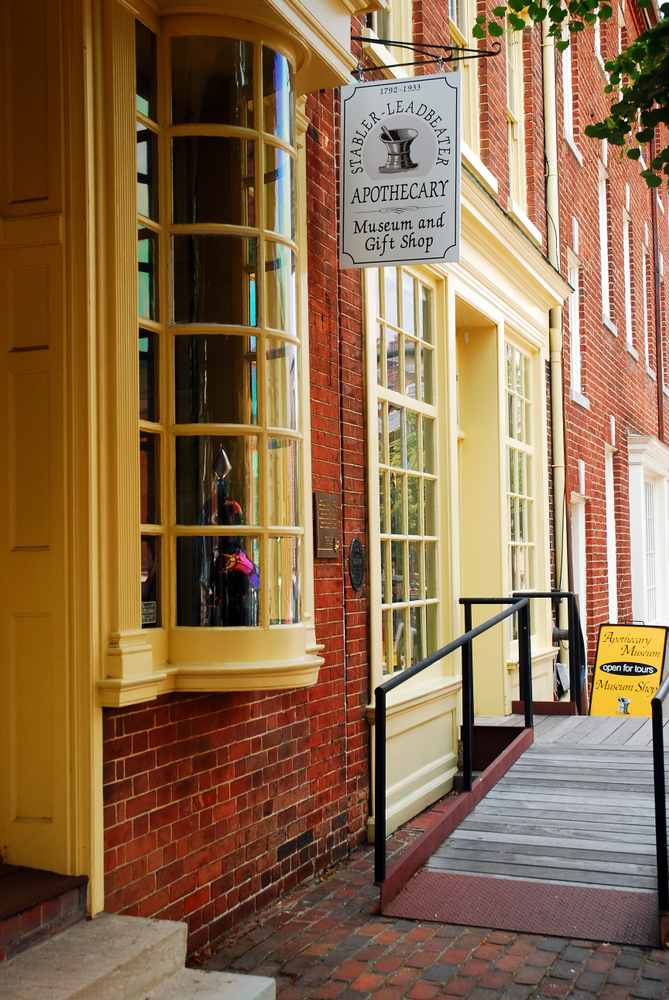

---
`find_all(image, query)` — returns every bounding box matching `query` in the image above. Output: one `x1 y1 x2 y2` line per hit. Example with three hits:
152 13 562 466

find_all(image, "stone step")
144 968 276 1000
0 912 275 1000
0 912 185 999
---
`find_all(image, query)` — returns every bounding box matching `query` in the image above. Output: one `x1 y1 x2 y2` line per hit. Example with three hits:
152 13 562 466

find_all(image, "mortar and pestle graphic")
378 125 419 174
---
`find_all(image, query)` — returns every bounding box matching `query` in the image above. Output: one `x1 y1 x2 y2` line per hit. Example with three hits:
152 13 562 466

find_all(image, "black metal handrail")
510 591 585 714
651 673 669 917
374 596 532 884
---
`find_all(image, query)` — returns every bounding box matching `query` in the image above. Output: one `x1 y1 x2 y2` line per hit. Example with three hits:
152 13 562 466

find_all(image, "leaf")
489 20 505 35
626 148 641 159
472 24 486 38
492 6 507 16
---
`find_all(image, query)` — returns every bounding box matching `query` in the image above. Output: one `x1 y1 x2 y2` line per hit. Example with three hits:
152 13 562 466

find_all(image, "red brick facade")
101 0 668 952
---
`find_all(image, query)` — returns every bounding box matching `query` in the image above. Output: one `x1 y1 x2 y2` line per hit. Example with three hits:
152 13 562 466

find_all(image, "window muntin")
506 344 534 596
137 24 301 636
374 267 438 674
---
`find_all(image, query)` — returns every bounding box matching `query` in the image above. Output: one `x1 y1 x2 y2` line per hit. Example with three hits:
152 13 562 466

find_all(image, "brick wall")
103 88 370 955
557 2 669 675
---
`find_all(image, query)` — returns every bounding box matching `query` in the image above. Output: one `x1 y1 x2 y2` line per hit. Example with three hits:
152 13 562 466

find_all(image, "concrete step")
144 968 276 1000
0 912 275 1000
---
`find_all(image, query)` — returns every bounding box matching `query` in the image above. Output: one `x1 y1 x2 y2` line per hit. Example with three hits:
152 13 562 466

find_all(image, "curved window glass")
135 31 301 633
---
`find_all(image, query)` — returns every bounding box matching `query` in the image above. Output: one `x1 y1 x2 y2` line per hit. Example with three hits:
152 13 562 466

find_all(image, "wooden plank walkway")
425 715 669 892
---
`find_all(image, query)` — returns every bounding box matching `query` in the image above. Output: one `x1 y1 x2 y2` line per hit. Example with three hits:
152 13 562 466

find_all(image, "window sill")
603 315 618 336
462 141 498 195
98 652 324 706
571 389 591 410
564 133 583 165
507 199 542 245
663 384 669 397
646 365 657 381
627 342 639 362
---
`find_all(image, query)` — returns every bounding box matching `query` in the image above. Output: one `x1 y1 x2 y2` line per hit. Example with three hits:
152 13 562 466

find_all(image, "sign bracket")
350 35 502 80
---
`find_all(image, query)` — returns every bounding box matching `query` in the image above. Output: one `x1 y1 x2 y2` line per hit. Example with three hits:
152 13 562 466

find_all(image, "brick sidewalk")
198 835 669 1000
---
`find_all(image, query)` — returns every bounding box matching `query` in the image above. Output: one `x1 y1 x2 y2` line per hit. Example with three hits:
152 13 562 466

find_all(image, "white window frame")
506 28 527 215
568 249 588 408
562 27 582 163
605 446 618 622
623 209 635 356
628 435 669 626
598 161 616 333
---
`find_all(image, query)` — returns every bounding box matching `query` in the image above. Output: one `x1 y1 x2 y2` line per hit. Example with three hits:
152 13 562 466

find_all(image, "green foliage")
475 0 669 187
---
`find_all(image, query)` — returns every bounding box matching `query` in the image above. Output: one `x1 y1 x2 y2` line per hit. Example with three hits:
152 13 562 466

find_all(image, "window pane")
386 325 399 391
390 473 403 535
263 47 293 144
381 540 388 603
426 603 438 655
264 145 295 239
376 323 383 384
388 404 402 467
410 606 423 664
422 345 434 404
402 273 415 335
141 535 160 628
419 284 433 343
393 609 407 670
176 535 259 626
136 21 156 119
137 124 157 220
391 540 404 603
384 267 398 327
138 227 158 320
175 435 258 525
171 36 254 127
266 338 298 430
140 431 160 524
407 476 420 535
269 536 301 624
265 243 296 335
139 330 158 422
173 235 257 326
404 337 416 399
175 334 257 425
268 438 300 525
425 542 437 599
408 541 421 601
379 473 387 534
424 479 437 536
378 402 385 464
422 416 435 474
172 136 254 226
406 410 418 470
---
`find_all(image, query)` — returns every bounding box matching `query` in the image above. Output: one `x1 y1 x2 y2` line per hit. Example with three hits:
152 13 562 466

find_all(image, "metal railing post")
461 633 473 792
374 686 387 884
567 593 580 713
652 691 669 913
518 599 533 729
463 601 474 730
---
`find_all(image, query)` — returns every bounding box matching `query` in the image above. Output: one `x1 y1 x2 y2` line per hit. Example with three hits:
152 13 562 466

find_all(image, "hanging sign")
339 73 460 269
590 623 668 717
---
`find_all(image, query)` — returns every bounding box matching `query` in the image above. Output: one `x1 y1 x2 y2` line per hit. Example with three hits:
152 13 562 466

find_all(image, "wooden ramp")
384 715 667 945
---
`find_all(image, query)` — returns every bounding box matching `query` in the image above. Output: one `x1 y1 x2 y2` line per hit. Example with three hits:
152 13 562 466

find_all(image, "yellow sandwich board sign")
590 624 668 717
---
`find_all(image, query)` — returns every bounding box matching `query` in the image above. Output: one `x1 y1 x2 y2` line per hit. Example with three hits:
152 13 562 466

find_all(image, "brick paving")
197 828 669 1000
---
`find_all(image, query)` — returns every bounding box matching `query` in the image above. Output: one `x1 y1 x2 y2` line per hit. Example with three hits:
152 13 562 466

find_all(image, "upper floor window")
506 29 526 211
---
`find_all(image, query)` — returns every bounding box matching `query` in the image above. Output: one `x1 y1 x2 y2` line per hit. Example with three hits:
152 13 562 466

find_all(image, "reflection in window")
141 535 160 627
266 339 298 429
177 535 259 626
269 536 301 624
175 437 259 525
262 48 293 143
172 136 254 226
175 335 257 425
140 431 160 524
264 145 295 239
172 235 257 325
506 344 534 597
138 227 158 320
172 36 254 126
139 331 158 422
265 243 296 334
374 268 439 673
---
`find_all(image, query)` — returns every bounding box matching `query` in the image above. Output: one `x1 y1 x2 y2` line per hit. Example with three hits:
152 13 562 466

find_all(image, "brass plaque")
314 492 340 558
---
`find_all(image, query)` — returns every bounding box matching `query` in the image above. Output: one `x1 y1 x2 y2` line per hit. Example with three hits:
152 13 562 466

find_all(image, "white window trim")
605 445 618 623
562 28 583 163
628 435 669 626
623 208 633 351
567 249 588 406
598 161 614 328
